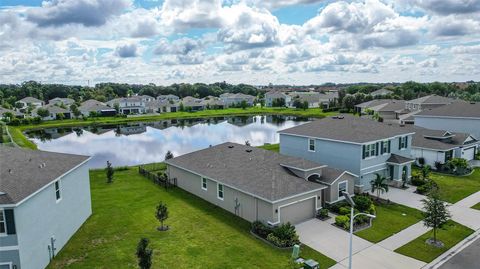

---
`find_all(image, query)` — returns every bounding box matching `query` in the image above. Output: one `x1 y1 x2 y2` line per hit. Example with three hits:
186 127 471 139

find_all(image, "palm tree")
370 173 389 200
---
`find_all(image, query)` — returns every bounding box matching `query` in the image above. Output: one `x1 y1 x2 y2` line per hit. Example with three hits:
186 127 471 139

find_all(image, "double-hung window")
0 210 6 235
338 181 348 198
217 184 224 200
54 181 61 201
308 138 315 152
381 140 389 154
364 143 376 158
399 136 408 149
201 178 207 191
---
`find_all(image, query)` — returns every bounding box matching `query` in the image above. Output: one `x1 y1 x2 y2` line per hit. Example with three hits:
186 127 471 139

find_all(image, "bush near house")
335 215 350 230
330 195 376 231
251 221 299 248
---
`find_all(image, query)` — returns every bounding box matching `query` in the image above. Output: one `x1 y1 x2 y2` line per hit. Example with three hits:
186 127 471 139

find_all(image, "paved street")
437 237 480 269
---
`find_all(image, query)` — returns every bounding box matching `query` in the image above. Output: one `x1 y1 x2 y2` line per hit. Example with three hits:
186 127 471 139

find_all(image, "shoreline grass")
7 126 37 149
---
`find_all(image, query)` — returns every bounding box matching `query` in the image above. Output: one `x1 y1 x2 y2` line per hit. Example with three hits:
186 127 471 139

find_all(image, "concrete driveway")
296 218 426 269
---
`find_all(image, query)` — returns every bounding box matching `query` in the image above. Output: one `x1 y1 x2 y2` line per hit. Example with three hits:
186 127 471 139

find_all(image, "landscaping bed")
394 220 474 263
47 168 336 268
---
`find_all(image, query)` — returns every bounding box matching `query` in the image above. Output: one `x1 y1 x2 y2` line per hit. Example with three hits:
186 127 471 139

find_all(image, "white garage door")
280 198 316 225
463 147 476 161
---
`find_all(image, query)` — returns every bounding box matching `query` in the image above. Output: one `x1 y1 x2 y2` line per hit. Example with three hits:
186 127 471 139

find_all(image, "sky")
0 0 479 86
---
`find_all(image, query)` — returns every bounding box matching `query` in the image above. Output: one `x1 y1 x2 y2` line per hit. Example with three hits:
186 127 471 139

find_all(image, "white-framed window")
399 136 408 149
0 209 6 235
364 143 377 158
201 177 207 191
54 181 61 201
382 140 389 154
338 181 348 198
217 183 224 200
308 138 315 152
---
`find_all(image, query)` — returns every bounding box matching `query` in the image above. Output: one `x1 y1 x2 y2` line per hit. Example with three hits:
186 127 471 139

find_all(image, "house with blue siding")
0 147 91 269
278 115 415 194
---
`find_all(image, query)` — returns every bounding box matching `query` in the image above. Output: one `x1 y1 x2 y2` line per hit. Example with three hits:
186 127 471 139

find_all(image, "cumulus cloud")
429 16 480 36
27 0 132 27
451 45 480 54
160 0 223 31
409 0 480 15
115 43 138 58
417 58 438 68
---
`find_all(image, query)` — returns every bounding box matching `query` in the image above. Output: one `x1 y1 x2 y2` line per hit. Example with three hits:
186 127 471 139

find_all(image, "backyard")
47 168 336 269
394 220 474 262
355 202 424 243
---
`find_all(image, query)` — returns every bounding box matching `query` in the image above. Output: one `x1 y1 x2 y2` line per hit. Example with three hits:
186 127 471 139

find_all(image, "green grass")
48 168 336 269
257 143 280 152
394 220 473 263
471 202 480 210
429 169 480 203
19 107 336 130
7 126 37 149
355 202 424 243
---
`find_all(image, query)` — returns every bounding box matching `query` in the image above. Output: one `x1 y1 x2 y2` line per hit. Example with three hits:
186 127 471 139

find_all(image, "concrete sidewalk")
377 222 430 251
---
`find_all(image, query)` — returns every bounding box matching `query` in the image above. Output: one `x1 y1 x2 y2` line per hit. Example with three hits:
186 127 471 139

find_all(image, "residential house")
157 94 180 102
318 92 338 109
407 126 479 168
265 91 292 107
219 93 255 107
356 99 406 120
414 101 480 140
278 115 415 192
405 94 455 111
202 96 225 109
355 99 395 114
32 104 71 120
145 100 179 113
106 97 146 114
139 95 155 102
0 108 24 120
78 100 116 117
0 147 91 269
370 88 393 97
48 98 75 107
165 142 355 225
180 96 205 111
15 97 44 110
289 92 322 108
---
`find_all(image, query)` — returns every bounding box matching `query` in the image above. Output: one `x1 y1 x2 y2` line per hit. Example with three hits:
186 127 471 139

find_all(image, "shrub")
339 206 351 216
411 176 426 187
335 215 350 230
352 195 372 212
416 184 430 195
434 161 443 171
368 203 376 215
418 157 425 167
327 200 349 214
251 221 273 238
354 214 370 226
317 208 329 219
338 108 350 113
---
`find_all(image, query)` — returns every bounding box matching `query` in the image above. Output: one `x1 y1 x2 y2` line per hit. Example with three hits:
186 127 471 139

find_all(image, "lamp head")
342 192 355 207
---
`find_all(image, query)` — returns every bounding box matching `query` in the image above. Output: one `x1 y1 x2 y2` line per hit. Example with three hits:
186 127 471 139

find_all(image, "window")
399 136 408 149
201 178 207 191
363 143 377 158
54 181 61 201
308 138 315 152
217 184 224 200
338 181 348 198
381 140 389 154
0 210 6 235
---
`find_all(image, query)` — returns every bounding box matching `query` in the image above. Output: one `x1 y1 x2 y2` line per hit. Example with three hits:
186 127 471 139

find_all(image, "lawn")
355 202 424 243
7 126 37 149
471 202 480 210
394 220 474 263
257 143 280 152
429 169 480 203
48 168 336 269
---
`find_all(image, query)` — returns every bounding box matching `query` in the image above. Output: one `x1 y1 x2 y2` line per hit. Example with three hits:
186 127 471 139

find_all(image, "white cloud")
451 45 480 54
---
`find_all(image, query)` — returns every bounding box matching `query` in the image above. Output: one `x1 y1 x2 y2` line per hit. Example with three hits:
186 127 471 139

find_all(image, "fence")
138 166 177 190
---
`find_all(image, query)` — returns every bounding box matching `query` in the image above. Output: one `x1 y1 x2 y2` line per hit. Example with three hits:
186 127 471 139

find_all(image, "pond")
26 115 309 168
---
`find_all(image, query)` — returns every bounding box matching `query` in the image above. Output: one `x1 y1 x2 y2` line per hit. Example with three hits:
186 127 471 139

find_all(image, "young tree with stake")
156 202 169 231
106 161 114 183
422 188 450 247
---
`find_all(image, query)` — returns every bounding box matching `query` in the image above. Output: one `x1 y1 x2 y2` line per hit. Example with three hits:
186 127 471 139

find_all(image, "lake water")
26 115 309 168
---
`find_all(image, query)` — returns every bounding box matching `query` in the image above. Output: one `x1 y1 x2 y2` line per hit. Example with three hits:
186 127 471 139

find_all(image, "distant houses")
219 93 255 107
78 100 116 117
32 104 72 120
16 97 44 110
0 147 91 269
265 90 338 109
49 97 75 106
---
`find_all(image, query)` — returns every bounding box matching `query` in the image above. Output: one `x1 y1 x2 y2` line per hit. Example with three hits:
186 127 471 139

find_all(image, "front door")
389 165 394 180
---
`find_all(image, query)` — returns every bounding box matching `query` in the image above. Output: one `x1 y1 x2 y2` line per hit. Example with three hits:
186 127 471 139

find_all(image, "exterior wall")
379 111 396 119
324 174 356 203
14 162 91 269
411 148 447 167
271 189 323 224
415 116 480 140
167 165 274 223
0 250 20 269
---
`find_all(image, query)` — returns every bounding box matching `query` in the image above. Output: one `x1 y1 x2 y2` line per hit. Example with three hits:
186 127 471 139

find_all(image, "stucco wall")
324 174 356 203
411 148 447 167
14 162 91 269
415 116 480 140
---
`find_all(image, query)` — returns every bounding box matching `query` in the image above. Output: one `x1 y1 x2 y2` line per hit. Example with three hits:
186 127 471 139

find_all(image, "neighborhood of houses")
1 91 480 269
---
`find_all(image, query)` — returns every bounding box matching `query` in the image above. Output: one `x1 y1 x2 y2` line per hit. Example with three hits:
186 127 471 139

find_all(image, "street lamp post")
343 192 376 269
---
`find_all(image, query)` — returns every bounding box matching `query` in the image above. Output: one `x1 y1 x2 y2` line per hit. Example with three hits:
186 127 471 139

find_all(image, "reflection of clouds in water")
31 116 306 168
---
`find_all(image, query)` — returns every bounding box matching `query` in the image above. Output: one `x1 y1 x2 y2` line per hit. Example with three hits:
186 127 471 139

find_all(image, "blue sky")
0 0 479 85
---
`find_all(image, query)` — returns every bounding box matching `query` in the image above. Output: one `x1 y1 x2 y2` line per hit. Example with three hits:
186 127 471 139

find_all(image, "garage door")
280 198 316 225
463 147 476 161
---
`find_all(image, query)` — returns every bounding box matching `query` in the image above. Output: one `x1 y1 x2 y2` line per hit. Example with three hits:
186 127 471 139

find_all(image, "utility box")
304 259 319 269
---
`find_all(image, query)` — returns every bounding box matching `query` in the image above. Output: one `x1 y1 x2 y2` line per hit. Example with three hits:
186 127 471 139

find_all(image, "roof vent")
228 145 234 148
8 169 13 174
246 149 252 153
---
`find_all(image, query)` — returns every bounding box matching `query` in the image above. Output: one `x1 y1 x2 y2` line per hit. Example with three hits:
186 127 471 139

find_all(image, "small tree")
370 173 389 200
37 108 50 118
240 100 248 109
136 238 152 269
421 165 431 180
422 189 450 246
155 202 169 231
106 161 114 183
165 151 174 160
114 103 120 114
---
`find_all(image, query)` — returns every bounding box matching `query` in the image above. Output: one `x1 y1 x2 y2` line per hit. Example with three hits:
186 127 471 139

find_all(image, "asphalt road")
438 237 480 269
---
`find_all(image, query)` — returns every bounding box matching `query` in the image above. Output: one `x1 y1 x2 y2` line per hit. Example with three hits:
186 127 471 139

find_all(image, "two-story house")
278 115 415 192
265 91 292 107
106 97 146 114
219 93 255 107
15 97 44 111
0 147 91 269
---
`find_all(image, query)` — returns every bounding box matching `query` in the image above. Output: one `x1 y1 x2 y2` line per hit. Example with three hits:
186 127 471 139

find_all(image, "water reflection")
26 115 308 168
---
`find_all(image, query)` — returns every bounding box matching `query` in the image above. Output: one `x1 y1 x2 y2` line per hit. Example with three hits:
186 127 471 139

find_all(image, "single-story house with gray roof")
165 142 355 225
0 147 91 269
79 99 116 117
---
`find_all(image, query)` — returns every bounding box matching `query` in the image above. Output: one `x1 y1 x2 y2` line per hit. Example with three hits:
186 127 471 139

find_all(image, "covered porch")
386 154 415 188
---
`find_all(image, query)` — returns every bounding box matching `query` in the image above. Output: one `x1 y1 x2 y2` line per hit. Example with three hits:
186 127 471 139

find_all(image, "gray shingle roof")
415 101 480 118
79 99 114 112
355 99 395 108
0 107 24 117
0 147 90 205
165 142 329 202
33 104 70 114
279 115 414 143
18 96 43 103
386 154 414 164
404 126 477 151
406 95 454 105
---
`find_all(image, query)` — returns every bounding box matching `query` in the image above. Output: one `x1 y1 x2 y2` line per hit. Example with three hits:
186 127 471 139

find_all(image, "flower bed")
328 195 375 232
251 221 299 248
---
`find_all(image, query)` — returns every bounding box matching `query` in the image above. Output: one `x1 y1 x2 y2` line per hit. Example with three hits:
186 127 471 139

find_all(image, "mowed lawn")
471 202 480 210
355 202 424 243
48 168 336 269
430 169 480 203
395 220 474 262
